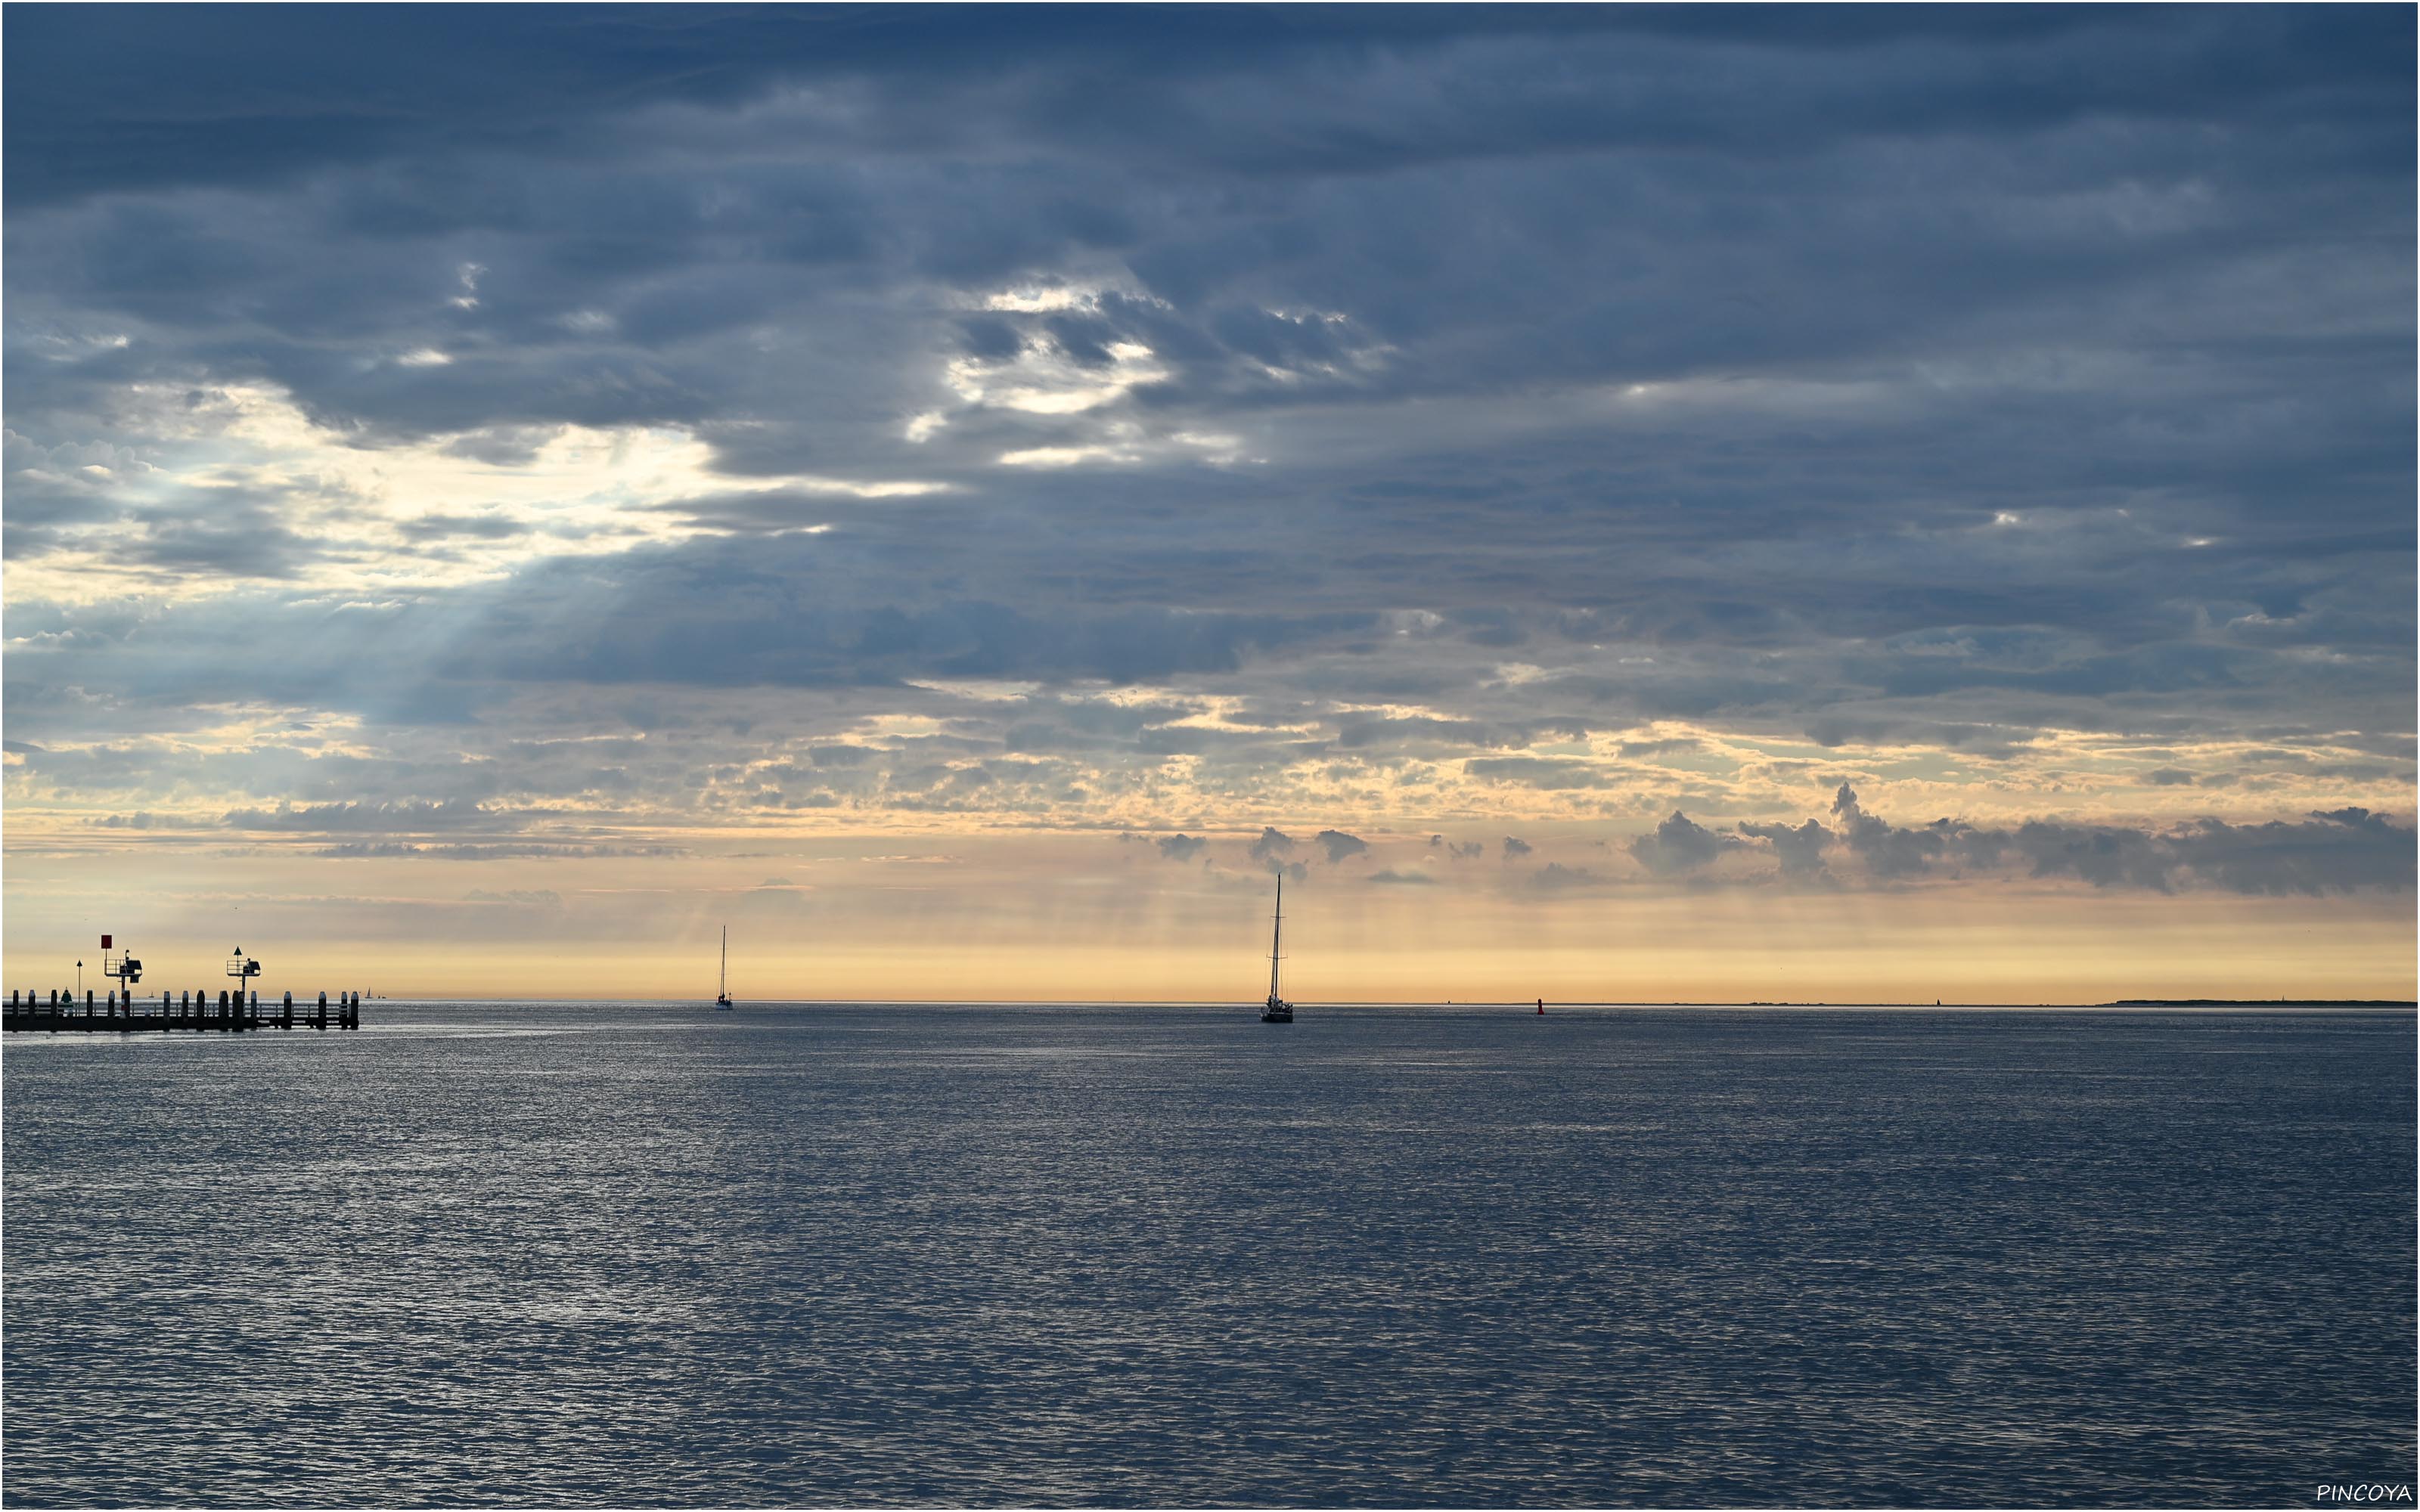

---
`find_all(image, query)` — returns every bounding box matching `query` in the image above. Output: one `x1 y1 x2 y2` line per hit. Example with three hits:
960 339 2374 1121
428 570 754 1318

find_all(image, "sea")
4 1002 2412 1507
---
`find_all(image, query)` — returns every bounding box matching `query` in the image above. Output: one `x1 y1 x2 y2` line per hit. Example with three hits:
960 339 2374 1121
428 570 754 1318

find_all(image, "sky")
4 5 2413 1003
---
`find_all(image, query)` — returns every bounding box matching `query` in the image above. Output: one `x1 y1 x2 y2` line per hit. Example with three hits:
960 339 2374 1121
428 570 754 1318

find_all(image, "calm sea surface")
4 1003 2412 1507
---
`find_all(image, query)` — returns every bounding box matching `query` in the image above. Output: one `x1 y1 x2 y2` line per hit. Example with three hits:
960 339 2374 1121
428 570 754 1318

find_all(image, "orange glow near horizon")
4 832 2409 1005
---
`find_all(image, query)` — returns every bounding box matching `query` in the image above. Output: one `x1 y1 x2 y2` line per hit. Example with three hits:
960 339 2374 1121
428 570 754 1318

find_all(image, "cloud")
1249 826 1296 862
1367 868 1436 886
2 7 2410 919
1314 829 1370 863
86 812 213 830
2018 807 2414 897
1501 836 1533 860
1618 737 1704 760
462 888 563 907
1156 833 1208 862
1829 783 1978 879
1739 816 1832 878
1627 810 1747 875
314 842 681 861
1809 785 2412 896
1465 756 1621 791
223 800 509 833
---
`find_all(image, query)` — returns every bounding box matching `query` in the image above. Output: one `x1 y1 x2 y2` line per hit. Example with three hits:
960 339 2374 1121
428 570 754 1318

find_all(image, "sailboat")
1260 872 1293 1023
715 926 734 1009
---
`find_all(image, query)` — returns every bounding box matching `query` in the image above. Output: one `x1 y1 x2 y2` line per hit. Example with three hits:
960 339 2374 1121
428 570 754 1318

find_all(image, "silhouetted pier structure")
3 988 361 1033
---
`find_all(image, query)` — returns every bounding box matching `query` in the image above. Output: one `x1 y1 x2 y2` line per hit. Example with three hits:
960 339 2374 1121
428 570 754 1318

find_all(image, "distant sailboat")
1260 872 1293 1023
715 926 734 1009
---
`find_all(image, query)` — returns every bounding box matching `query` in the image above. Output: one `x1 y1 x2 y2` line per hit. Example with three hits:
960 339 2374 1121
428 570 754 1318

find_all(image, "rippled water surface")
5 1003 2412 1506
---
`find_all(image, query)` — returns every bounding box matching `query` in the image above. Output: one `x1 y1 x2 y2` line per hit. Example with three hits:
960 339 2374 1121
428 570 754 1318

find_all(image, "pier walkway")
4 989 360 1032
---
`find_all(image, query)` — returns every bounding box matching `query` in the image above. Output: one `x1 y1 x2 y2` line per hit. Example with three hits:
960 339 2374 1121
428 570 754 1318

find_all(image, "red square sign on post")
101 934 112 950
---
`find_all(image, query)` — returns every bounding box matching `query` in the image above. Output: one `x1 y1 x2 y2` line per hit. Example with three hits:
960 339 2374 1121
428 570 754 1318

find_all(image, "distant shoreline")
2105 998 2416 1009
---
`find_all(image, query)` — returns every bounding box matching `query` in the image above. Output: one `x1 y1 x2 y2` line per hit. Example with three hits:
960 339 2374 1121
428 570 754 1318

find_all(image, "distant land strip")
2105 999 2416 1009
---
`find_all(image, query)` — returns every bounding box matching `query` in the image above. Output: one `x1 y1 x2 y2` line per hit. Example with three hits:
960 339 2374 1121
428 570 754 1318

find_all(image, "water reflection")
5 1004 2412 1506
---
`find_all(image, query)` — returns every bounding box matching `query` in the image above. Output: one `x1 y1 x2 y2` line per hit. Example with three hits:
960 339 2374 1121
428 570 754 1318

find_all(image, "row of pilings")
3 988 361 1032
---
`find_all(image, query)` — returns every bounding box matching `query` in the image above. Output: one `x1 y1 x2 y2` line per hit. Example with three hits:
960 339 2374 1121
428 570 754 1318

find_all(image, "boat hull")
1261 999 1293 1023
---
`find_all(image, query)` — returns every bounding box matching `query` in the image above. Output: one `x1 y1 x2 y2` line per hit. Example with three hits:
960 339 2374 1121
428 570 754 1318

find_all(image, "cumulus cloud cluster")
1702 785 2412 897
1114 784 2413 899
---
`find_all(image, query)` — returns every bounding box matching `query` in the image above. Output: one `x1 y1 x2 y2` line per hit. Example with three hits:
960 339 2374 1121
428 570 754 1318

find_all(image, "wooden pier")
3 988 360 1033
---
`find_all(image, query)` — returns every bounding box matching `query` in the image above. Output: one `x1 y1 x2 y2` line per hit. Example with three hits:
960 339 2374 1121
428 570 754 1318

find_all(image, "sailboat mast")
1267 873 1283 1000
720 926 728 997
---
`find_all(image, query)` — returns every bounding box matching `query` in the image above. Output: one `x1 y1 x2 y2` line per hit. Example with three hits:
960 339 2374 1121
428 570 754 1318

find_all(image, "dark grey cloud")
86 812 214 831
1830 783 1978 879
42 8 2394 208
396 514 532 547
1786 785 2414 896
440 541 1384 689
1619 737 1705 761
1501 836 1533 860
1249 826 1295 862
1155 833 1208 863
1628 810 1747 876
1314 829 1369 864
1739 816 1833 878
2017 807 2414 897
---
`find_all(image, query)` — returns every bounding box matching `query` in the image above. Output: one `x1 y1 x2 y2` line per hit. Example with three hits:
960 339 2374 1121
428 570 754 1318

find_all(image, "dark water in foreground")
4 1003 2412 1507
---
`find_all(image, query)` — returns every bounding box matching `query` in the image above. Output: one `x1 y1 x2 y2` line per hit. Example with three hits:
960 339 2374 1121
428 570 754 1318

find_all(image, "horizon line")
321 996 2420 1010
